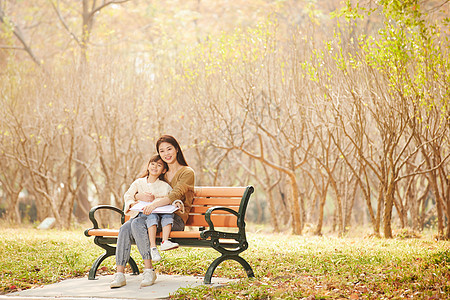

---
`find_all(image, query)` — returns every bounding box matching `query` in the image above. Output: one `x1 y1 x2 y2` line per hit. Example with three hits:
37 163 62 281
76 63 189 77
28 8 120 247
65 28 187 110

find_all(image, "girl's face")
158 142 178 165
148 159 166 177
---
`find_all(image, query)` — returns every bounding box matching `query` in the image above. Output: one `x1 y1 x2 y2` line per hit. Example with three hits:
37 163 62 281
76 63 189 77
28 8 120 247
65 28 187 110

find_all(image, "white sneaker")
151 247 161 262
140 269 156 287
160 240 179 251
110 272 126 288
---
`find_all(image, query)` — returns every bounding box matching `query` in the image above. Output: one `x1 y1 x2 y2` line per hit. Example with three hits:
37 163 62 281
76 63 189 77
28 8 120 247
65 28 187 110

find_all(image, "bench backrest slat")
194 186 247 197
190 206 238 214
185 214 237 227
192 198 242 206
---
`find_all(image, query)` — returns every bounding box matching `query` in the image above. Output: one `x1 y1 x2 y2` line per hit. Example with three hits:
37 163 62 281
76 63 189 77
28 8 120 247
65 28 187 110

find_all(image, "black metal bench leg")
88 253 139 280
204 254 255 284
88 251 113 280
89 239 116 280
128 257 140 275
89 241 140 279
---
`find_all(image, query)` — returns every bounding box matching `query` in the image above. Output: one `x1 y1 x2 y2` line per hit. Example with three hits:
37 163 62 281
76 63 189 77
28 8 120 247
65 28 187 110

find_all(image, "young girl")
111 154 179 288
124 154 180 262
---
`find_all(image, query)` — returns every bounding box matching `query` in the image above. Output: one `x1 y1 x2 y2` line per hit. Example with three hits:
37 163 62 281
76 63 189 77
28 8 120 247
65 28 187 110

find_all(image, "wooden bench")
84 186 255 284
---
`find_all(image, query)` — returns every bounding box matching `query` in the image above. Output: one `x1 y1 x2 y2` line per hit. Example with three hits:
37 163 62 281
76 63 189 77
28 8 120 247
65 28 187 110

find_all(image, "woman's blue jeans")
116 213 184 266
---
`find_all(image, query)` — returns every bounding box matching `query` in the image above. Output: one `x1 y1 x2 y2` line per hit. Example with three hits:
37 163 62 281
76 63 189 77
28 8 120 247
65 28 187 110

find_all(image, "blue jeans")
116 213 185 266
145 212 174 230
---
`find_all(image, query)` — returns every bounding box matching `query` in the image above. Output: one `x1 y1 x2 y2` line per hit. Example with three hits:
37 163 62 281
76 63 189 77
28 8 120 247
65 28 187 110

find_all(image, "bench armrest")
84 205 124 237
205 206 238 230
201 206 241 240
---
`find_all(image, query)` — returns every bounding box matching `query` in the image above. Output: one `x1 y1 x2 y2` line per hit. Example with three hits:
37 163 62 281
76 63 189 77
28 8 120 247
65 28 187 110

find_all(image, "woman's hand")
172 200 185 214
135 192 155 202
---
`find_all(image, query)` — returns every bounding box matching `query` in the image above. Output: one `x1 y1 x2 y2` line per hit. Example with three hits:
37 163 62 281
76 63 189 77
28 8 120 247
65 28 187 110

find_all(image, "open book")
129 201 179 214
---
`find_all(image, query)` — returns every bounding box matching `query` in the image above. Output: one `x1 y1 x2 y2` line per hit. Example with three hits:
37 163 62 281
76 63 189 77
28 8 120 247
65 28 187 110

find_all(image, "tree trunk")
419 190 429 230
375 182 383 236
254 197 263 223
266 189 280 232
74 155 90 222
344 180 358 233
299 192 306 233
7 191 22 224
393 190 406 229
429 170 445 236
288 173 302 235
72 0 92 222
383 180 396 238
315 193 327 236
411 182 429 231
445 175 450 239
329 177 343 234
360 177 377 233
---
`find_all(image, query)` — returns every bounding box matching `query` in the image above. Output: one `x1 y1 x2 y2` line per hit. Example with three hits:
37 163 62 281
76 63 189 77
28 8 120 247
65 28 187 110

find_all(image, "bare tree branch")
89 0 130 23
0 45 24 50
48 0 82 47
0 6 41 66
396 152 450 182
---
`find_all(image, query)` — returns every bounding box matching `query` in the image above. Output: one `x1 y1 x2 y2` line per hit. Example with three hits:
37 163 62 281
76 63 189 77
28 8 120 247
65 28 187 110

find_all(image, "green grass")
1 227 449 299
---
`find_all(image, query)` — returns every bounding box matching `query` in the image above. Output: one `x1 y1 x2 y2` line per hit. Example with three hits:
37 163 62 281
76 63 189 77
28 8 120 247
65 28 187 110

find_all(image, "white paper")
130 201 179 214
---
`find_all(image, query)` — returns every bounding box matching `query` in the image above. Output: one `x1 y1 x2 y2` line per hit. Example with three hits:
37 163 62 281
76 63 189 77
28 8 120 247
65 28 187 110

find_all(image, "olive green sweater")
165 166 195 224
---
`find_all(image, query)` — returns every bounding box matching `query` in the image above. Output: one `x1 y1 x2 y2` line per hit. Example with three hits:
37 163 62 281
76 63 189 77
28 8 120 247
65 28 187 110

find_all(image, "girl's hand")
135 192 155 202
128 198 139 212
143 203 157 215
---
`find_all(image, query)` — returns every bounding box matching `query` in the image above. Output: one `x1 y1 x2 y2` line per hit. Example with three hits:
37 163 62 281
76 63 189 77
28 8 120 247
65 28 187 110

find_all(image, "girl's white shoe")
151 247 162 262
160 240 179 251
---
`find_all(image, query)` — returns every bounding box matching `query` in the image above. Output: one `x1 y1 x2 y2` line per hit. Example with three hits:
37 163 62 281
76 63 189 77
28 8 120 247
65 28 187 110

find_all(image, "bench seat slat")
88 214 238 237
123 209 239 226
87 229 203 239
88 229 119 236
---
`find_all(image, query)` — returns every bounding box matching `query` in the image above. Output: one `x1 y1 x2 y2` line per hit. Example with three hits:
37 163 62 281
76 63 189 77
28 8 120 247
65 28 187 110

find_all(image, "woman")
110 135 195 289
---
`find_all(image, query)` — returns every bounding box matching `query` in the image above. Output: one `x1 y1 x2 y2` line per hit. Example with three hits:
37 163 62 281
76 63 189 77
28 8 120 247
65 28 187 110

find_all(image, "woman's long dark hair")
156 135 188 166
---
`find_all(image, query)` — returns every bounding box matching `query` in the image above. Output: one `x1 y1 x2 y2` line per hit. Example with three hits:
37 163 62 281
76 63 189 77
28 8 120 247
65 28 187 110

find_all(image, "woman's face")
158 142 178 165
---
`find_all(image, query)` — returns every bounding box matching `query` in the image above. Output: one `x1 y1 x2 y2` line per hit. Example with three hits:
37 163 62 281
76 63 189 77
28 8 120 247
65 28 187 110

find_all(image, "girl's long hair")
156 135 188 166
138 154 168 181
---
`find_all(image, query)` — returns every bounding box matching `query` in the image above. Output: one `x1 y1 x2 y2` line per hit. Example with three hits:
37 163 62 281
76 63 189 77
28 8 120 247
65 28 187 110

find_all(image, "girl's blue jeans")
144 212 174 229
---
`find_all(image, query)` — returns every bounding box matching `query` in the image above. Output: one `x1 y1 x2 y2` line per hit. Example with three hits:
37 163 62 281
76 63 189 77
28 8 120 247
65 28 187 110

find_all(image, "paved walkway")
2 274 233 299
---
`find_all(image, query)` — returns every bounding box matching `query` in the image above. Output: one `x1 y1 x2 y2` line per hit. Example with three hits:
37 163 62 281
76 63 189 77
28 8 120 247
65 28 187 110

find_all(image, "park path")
2 274 232 299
